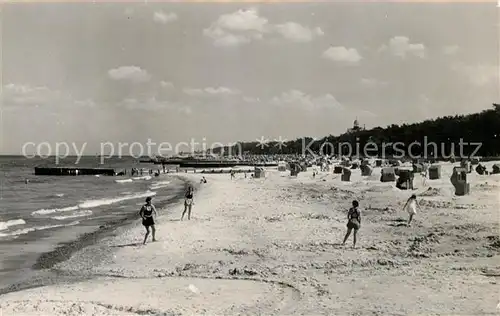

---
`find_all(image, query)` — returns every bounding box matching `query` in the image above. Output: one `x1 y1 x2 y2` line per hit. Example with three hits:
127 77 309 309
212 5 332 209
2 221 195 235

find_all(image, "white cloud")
269 90 376 120
2 83 95 108
153 11 178 24
442 45 459 55
183 86 240 96
380 36 426 58
322 46 362 64
274 23 324 42
119 97 190 114
205 86 239 95
204 8 323 46
271 90 343 110
108 66 151 83
216 8 268 32
120 98 168 111
203 8 268 47
358 110 377 118
210 33 252 47
242 96 261 103
452 63 498 86
160 81 174 89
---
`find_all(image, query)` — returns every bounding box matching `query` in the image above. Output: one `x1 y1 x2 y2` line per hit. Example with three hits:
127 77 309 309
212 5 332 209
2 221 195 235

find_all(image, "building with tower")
347 118 365 133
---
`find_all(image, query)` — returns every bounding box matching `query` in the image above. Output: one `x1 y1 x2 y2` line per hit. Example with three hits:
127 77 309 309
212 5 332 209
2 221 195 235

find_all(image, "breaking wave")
32 191 157 216
0 219 26 231
0 221 80 238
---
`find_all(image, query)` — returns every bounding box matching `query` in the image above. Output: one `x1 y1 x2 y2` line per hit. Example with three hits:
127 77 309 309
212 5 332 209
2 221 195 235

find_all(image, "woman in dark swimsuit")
139 196 157 244
342 200 361 248
181 186 194 220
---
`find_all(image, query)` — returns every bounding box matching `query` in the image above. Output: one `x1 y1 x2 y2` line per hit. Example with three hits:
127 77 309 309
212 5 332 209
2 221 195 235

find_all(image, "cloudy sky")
1 2 499 155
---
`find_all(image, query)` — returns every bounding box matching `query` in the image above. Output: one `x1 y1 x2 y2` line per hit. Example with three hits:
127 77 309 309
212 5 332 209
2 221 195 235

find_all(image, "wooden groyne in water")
34 167 116 176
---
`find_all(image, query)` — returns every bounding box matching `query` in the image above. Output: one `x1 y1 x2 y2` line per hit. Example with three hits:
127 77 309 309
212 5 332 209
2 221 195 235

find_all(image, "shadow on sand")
110 243 141 248
390 218 407 222
387 218 408 227
388 223 408 227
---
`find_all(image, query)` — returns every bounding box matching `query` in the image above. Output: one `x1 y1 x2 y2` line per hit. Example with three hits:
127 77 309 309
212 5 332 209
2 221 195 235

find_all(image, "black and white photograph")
0 1 499 315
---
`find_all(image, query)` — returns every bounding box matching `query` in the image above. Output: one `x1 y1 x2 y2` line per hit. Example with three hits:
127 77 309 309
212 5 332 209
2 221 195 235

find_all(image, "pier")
34 167 116 176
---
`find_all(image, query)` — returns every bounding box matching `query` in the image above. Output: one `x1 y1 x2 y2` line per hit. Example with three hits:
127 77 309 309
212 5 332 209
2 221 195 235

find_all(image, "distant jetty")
34 167 116 176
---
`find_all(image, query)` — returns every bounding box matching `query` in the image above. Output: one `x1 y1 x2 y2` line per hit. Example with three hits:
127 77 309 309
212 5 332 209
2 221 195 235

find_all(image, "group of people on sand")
138 178 422 247
342 194 421 248
138 186 195 244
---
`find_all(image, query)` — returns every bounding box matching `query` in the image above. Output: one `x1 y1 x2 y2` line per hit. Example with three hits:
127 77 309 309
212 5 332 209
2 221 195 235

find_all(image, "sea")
0 155 185 291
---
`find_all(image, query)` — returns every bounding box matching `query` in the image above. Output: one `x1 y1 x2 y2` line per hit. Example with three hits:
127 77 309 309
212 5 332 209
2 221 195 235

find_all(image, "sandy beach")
1 163 499 315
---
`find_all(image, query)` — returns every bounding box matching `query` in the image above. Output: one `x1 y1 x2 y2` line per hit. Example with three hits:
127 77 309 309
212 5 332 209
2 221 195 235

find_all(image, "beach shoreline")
1 165 499 315
0 174 194 296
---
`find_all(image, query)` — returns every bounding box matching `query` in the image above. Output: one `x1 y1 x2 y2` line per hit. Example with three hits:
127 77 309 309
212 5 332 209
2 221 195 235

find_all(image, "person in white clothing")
403 194 421 227
420 169 427 186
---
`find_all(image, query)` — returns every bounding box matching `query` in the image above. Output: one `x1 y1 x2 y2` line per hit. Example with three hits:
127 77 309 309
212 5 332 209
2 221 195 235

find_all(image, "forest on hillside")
213 104 500 159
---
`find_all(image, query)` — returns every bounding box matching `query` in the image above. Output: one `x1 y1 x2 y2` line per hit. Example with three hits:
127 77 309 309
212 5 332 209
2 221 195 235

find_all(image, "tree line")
212 104 500 159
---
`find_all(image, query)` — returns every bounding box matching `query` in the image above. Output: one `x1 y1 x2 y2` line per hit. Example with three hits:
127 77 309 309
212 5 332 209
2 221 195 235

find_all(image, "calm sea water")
0 155 184 289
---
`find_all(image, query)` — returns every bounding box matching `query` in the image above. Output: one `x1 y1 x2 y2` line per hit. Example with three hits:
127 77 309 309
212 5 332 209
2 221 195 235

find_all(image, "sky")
1 2 499 155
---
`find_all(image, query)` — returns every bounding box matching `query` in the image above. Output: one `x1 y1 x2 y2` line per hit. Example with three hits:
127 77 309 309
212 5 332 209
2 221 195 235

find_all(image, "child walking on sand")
139 196 157 244
181 186 194 220
403 194 421 227
342 200 361 248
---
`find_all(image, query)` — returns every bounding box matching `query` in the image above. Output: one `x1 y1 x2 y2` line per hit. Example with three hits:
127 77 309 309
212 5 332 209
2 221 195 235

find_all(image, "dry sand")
1 162 499 315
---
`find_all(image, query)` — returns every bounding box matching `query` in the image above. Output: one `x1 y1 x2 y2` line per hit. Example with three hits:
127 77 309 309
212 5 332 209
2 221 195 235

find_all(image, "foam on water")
115 179 133 184
32 206 79 216
132 176 152 181
0 221 80 238
0 219 26 231
78 190 156 208
150 180 171 190
0 156 180 287
52 210 93 220
32 191 157 215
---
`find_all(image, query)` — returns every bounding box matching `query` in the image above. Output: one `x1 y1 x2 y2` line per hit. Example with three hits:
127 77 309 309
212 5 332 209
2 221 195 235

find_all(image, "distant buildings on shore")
347 118 365 134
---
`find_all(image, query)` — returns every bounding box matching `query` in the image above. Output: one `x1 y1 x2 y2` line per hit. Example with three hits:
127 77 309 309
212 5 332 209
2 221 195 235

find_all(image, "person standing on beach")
421 169 428 186
342 200 361 248
181 186 194 220
403 194 421 227
139 196 157 244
